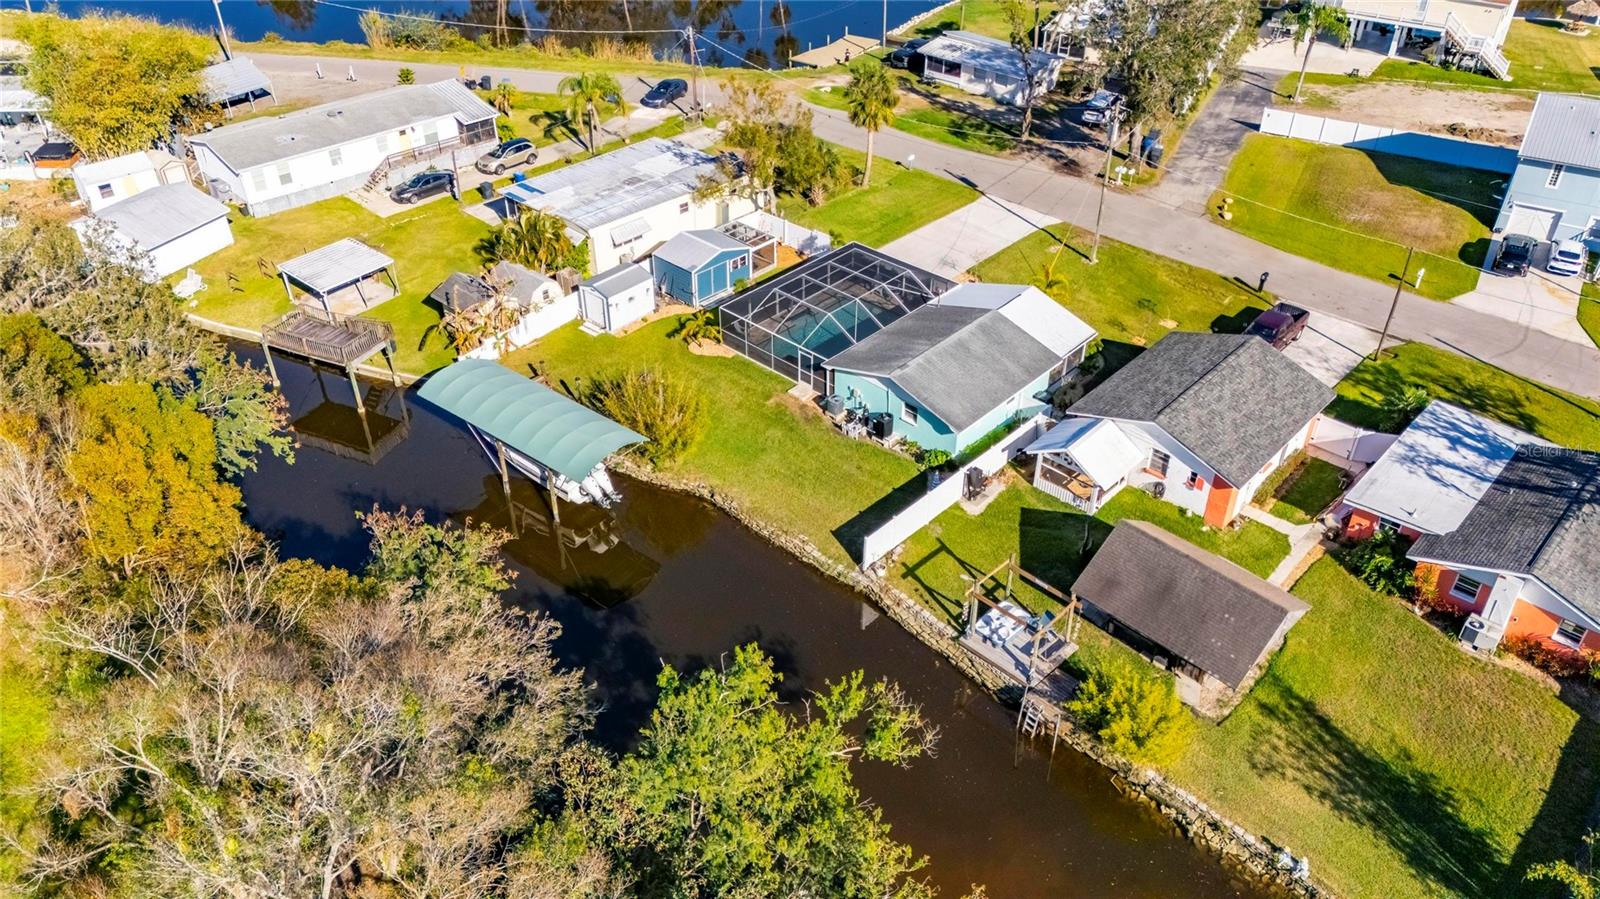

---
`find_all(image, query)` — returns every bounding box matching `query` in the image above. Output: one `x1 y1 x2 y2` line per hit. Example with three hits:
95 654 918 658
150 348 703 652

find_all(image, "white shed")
72 150 191 212
84 183 234 279
577 262 656 334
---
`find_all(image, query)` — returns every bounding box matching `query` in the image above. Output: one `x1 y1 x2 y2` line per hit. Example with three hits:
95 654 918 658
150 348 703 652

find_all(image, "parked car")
641 78 689 109
1547 238 1587 277
887 38 929 69
1080 89 1124 125
1244 302 1311 349
474 138 535 174
390 171 455 204
1492 233 1538 277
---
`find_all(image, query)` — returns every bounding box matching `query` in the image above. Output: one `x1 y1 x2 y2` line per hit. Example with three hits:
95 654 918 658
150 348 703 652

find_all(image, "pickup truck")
1244 302 1310 349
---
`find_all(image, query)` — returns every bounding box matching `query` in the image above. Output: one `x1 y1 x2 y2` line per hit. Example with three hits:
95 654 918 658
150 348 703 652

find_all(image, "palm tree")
1287 2 1351 103
558 71 627 154
490 81 517 116
475 208 574 272
670 309 722 347
841 59 898 187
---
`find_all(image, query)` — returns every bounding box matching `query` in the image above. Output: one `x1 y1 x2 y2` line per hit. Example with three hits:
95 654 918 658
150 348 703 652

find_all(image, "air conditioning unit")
1149 482 1166 499
1459 614 1504 653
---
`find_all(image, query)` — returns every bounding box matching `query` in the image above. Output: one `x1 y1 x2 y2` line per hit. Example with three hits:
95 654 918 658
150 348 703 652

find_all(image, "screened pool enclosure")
716 243 956 392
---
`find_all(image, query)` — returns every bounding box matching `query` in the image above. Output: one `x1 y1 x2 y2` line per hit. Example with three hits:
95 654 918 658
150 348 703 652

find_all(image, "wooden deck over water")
261 308 394 371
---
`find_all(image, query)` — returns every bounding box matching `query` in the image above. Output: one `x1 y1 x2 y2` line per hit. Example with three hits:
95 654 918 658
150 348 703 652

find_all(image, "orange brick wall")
1345 508 1378 540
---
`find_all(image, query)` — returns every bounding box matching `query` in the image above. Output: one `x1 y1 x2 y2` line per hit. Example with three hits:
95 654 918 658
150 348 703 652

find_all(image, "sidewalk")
1240 505 1323 588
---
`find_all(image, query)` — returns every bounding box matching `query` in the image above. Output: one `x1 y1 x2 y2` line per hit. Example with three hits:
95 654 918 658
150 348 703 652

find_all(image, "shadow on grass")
894 536 986 626
1247 683 1506 897
1328 353 1541 435
832 469 931 563
1362 149 1503 229
1503 715 1600 896
1018 506 1108 587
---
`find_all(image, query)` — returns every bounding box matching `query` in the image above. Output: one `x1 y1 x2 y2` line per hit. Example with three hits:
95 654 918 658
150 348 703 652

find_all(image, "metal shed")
279 238 399 314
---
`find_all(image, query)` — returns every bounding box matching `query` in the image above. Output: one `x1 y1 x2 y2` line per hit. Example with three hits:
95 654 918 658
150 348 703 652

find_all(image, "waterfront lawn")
1253 454 1346 526
502 318 920 564
889 480 1289 628
972 226 1272 347
1297 20 1600 96
776 145 979 247
1212 135 1499 301
1171 557 1600 899
188 196 491 375
805 84 1017 155
1330 342 1600 451
898 0 1019 41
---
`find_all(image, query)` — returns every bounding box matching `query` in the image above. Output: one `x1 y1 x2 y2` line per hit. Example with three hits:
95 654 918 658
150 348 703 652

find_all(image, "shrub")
1338 529 1415 596
918 448 951 471
586 367 707 466
1380 385 1429 431
260 31 283 43
1502 634 1599 681
397 67 416 85
1067 662 1193 767
1412 563 1455 614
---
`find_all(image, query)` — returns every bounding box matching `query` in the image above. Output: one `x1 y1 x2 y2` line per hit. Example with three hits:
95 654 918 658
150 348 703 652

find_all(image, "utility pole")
1089 117 1119 264
1372 246 1413 361
882 0 889 47
686 26 703 122
212 0 232 58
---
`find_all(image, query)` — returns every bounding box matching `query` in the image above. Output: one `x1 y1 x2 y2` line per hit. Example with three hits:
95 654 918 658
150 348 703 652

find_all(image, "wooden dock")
791 34 879 68
258 307 402 425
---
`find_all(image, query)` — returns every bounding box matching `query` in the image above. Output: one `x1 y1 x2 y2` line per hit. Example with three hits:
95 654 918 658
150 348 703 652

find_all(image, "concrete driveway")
1452 245 1590 345
879 193 1057 278
1282 312 1382 386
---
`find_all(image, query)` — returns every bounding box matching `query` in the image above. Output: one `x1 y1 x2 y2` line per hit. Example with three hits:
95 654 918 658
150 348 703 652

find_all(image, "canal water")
45 0 945 67
235 351 1277 898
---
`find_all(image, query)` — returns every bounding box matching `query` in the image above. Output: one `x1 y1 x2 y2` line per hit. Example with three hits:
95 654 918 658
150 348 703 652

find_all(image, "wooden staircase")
364 135 468 191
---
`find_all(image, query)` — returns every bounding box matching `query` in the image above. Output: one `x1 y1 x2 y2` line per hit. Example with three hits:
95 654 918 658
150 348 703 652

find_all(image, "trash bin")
512 171 526 184
1145 144 1166 167
478 74 492 90
480 180 495 200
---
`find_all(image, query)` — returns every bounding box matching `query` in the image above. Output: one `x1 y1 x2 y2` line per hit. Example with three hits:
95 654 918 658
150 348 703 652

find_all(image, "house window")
97 183 113 199
329 146 343 166
1377 516 1404 534
251 168 268 192
1450 573 1485 602
1553 618 1588 648
1546 164 1565 189
275 162 292 186
1185 471 1203 490
678 201 690 214
901 403 919 425
1147 449 1170 477
926 56 962 78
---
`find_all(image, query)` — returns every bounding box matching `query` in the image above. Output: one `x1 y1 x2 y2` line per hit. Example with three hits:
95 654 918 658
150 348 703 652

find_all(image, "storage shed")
83 182 234 279
577 261 656 334
650 229 753 305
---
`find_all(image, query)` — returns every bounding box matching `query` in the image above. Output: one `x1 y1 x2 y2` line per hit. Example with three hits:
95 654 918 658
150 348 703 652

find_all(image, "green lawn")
1297 20 1600 96
189 196 491 375
1331 343 1600 451
502 318 920 564
1213 135 1499 301
889 481 1289 627
1582 282 1600 352
1254 454 1347 526
895 0 1020 41
483 87 623 147
1171 558 1600 899
805 84 1017 155
972 225 1272 347
776 145 978 247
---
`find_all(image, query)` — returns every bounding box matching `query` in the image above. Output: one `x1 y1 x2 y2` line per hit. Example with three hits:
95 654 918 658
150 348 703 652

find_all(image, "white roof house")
918 30 1068 106
500 138 759 273
1342 401 1544 537
80 183 234 280
189 80 499 217
72 149 191 213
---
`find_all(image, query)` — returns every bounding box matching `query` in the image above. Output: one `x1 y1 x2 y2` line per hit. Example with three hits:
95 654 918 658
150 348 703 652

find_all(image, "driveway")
1452 245 1591 346
1282 312 1382 387
1148 67 1281 214
879 193 1057 278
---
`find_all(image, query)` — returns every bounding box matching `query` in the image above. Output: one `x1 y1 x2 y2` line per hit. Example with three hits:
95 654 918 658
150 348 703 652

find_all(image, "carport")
279 238 399 315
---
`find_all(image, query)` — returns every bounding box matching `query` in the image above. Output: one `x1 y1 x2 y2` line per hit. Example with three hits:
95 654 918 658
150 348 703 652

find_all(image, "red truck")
1244 302 1310 350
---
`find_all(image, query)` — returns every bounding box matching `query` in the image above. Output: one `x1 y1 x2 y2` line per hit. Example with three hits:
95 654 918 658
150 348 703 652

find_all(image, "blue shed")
649 229 753 305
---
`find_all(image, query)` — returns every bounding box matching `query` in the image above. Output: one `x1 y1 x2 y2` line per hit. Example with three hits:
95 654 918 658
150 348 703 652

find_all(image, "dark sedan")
390 171 454 205
641 78 689 109
1244 302 1311 349
888 38 929 69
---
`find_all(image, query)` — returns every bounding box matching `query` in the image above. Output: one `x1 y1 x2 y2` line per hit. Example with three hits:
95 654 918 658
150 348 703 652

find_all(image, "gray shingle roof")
428 272 495 313
1520 93 1600 170
94 183 228 248
204 57 273 104
1411 446 1600 622
824 303 1060 432
279 238 394 295
1070 520 1309 689
190 80 496 172
1070 333 1333 486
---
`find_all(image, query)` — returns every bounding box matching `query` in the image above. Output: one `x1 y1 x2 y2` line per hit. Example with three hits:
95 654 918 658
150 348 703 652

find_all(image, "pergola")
717 220 780 273
715 243 955 392
279 238 399 315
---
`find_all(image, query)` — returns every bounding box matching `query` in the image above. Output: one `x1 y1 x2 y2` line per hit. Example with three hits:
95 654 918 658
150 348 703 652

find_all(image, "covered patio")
717 219 780 274
279 238 399 315
1024 417 1142 512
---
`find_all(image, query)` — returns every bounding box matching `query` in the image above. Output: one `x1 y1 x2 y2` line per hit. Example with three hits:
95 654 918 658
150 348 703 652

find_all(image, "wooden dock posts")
258 308 401 437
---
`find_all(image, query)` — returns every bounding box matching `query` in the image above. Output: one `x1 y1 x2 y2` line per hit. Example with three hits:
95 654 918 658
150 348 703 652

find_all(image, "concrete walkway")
879 193 1057 278
1241 505 1323 588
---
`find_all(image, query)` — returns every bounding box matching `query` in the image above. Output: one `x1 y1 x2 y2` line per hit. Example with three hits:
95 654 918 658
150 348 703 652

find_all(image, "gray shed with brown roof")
1070 521 1309 689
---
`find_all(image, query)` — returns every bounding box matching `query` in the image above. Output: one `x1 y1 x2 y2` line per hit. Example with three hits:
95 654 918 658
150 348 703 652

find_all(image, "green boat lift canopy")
417 360 646 483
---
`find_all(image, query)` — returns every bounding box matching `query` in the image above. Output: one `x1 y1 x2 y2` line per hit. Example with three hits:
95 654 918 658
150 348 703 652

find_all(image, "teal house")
650 229 757 305
824 283 1095 454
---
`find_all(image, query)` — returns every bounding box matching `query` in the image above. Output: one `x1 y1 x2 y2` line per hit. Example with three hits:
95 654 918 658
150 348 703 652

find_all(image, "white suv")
1547 239 1587 277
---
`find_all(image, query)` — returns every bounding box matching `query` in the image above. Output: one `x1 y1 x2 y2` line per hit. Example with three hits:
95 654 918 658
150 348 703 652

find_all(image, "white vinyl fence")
1258 107 1518 173
738 210 833 256
461 294 579 360
860 414 1051 568
1307 414 1399 465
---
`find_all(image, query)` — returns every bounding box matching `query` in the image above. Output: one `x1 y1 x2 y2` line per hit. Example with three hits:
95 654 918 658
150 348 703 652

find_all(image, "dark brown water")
236 351 1279 899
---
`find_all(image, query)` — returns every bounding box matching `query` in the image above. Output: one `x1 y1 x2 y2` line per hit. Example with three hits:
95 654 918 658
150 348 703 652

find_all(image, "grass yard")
1253 453 1347 526
502 318 920 564
1170 557 1600 899
805 83 1017 155
1299 20 1600 96
483 87 624 147
776 145 978 247
1583 282 1600 352
1331 343 1600 451
896 0 1020 41
188 196 491 375
972 225 1272 348
1212 135 1499 301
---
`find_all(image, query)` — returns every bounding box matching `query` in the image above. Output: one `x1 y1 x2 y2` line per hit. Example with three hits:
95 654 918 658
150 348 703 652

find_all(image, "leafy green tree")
185 345 293 476
1287 2 1352 103
558 71 626 153
1338 527 1416 596
65 382 243 575
668 308 722 347
476 208 583 273
0 313 87 417
570 644 940 897
14 12 215 158
586 366 708 465
1526 831 1597 899
1068 661 1193 766
1000 0 1042 139
842 58 898 186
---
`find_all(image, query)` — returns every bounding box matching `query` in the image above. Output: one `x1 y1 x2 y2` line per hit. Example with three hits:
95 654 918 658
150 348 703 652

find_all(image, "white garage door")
1504 204 1560 241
